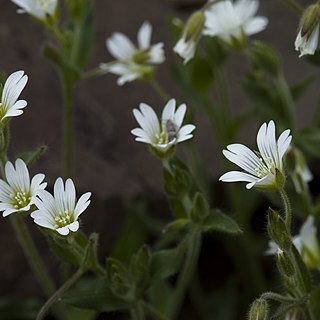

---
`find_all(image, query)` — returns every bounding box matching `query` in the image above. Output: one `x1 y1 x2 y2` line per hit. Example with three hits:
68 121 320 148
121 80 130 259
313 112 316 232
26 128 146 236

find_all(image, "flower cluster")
0 158 91 236
174 0 268 63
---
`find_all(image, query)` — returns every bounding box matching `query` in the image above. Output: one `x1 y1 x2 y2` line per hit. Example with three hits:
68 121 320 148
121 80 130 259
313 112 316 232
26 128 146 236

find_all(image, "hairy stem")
36 268 83 320
10 215 56 296
281 0 304 14
169 228 201 319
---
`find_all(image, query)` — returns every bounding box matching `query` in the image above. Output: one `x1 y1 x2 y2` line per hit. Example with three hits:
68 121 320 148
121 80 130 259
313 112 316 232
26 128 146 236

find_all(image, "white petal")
57 226 70 236
138 21 152 49
244 17 268 35
106 32 136 60
148 43 165 64
161 99 176 126
219 170 257 183
74 192 91 219
68 221 79 232
173 104 187 128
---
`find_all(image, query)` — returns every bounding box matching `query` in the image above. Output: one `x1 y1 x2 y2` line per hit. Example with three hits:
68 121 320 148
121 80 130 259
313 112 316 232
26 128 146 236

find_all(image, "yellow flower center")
255 157 276 178
54 209 74 229
10 190 31 209
37 0 50 9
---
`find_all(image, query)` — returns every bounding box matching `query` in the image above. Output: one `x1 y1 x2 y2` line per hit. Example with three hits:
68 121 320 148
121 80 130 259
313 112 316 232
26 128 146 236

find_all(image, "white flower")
219 120 292 190
294 4 320 58
295 24 320 57
203 0 268 44
131 99 196 153
266 216 320 269
0 70 28 122
100 21 165 86
31 178 91 236
0 159 46 217
10 0 58 21
173 37 197 64
173 11 205 64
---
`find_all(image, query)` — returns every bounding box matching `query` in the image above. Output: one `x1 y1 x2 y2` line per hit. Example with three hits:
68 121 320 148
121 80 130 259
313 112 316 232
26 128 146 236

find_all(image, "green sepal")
248 298 269 320
267 208 292 251
129 245 151 299
201 209 242 235
80 233 100 271
16 145 47 166
190 192 210 223
46 230 88 265
162 218 190 233
163 160 191 198
106 257 131 299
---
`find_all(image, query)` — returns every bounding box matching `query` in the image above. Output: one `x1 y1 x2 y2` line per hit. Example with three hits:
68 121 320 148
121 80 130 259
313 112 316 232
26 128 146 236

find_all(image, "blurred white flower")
10 0 58 21
0 70 28 123
131 99 195 154
295 4 320 57
31 178 91 236
295 25 319 57
173 11 205 64
203 0 268 45
219 120 292 190
0 159 46 217
266 216 320 269
100 21 165 86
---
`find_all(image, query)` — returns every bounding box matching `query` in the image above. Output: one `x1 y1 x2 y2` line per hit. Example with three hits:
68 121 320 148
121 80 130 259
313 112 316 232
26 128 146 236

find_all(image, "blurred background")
1 0 320 319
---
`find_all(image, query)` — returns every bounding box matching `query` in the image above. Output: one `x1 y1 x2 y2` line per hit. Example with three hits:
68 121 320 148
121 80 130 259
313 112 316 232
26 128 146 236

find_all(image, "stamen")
54 209 74 228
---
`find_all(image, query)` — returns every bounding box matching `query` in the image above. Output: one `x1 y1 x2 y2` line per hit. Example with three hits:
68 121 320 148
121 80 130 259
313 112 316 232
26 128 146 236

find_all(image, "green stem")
169 228 201 319
36 268 84 320
141 301 168 320
150 78 170 102
62 79 74 178
10 215 56 297
279 188 292 230
131 302 145 320
275 74 296 132
281 0 304 14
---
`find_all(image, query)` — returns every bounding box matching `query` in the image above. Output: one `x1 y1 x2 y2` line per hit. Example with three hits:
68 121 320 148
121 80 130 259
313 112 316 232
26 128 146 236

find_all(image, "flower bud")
295 4 320 57
277 248 295 278
173 11 205 64
267 208 292 251
248 298 268 320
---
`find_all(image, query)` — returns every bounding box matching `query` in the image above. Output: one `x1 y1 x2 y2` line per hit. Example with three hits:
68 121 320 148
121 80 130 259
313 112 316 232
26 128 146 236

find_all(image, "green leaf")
248 41 280 76
42 44 80 84
191 192 209 223
291 245 312 294
290 75 315 101
297 127 320 158
0 298 41 320
150 241 186 280
63 277 131 312
201 209 242 235
17 145 47 166
129 245 151 298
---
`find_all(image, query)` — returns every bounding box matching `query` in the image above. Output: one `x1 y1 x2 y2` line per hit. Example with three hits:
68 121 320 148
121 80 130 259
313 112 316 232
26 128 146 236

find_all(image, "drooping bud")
295 3 320 57
248 298 268 320
173 11 205 64
267 208 292 251
277 248 295 278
